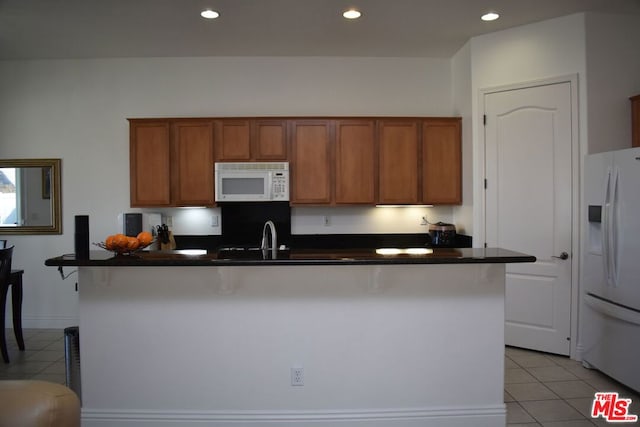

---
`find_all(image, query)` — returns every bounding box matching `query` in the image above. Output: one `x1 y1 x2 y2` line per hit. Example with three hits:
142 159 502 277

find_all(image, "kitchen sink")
216 246 290 260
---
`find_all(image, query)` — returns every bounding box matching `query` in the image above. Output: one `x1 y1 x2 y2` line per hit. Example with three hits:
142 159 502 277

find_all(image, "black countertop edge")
45 248 535 267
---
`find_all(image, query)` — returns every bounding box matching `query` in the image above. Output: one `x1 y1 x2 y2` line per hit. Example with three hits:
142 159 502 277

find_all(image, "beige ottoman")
0 380 80 427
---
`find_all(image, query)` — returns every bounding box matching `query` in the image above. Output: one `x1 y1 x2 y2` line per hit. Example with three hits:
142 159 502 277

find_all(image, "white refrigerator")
582 147 640 392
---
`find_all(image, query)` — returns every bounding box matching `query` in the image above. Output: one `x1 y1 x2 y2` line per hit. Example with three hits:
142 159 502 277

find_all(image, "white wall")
291 206 452 234
0 56 453 327
451 41 473 235
585 12 640 154
468 13 588 247
467 12 640 358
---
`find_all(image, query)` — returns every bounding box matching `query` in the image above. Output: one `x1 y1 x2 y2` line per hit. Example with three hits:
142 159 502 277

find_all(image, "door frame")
477 74 581 359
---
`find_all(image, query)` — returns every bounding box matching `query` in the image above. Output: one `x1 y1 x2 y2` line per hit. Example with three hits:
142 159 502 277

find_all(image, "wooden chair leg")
1 283 9 363
11 274 25 351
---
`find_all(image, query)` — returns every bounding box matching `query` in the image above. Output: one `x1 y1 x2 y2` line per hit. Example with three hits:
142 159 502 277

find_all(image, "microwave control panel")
272 172 289 199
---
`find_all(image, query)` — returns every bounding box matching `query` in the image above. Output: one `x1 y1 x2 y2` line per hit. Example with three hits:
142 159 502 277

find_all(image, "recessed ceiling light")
201 9 220 19
343 9 362 19
481 12 500 21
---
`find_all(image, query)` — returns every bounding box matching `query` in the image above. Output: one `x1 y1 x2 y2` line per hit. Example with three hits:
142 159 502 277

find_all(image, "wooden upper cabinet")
422 118 462 205
377 120 420 204
130 116 461 207
631 95 640 148
335 120 376 204
290 120 332 204
216 120 251 161
253 120 288 160
215 119 288 161
130 120 172 207
172 121 215 206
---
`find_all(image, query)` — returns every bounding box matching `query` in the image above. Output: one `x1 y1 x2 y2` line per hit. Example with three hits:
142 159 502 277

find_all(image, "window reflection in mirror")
0 159 61 234
0 168 17 225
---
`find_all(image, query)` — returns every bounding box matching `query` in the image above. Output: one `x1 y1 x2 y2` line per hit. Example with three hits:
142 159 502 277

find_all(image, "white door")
484 82 573 355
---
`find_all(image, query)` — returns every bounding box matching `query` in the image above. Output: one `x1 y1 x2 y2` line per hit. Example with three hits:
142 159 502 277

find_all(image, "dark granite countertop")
45 248 535 267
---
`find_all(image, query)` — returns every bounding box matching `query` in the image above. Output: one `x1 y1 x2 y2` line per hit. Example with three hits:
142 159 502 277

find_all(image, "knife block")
160 231 176 251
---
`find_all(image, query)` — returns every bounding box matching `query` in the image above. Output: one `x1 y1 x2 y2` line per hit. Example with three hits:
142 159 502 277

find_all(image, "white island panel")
78 264 505 427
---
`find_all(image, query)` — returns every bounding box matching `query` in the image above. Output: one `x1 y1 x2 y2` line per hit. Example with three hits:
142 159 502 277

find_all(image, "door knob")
552 252 569 260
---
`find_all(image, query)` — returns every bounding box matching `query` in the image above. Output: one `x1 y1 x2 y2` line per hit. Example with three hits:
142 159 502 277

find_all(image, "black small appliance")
428 222 457 247
74 215 90 259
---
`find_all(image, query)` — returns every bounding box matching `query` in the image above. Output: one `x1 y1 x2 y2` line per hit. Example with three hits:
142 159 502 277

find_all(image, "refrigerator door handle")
584 294 640 326
603 168 612 286
608 169 619 287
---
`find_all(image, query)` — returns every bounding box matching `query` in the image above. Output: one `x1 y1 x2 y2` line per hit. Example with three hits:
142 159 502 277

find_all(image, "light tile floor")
505 346 639 426
0 329 66 384
1 330 639 426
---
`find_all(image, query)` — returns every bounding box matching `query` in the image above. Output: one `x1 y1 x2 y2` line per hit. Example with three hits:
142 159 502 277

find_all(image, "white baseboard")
81 406 506 427
574 342 585 362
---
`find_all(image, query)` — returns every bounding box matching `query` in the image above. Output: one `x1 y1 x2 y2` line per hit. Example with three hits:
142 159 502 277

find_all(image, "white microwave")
215 162 289 202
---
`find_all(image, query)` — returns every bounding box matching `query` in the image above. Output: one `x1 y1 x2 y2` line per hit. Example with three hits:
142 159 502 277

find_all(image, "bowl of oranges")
94 231 155 256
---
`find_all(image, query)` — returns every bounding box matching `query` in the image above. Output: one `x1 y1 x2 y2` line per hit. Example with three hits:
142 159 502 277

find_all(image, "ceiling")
1 0 640 60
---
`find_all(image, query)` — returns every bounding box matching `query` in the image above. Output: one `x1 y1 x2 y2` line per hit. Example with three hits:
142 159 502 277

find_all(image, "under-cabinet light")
375 204 434 208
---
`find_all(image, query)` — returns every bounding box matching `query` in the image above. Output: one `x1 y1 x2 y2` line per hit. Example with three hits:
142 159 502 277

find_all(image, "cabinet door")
172 121 215 206
377 120 420 204
130 120 172 207
632 95 640 148
422 119 462 204
335 120 376 204
216 120 251 161
253 120 288 160
291 120 332 204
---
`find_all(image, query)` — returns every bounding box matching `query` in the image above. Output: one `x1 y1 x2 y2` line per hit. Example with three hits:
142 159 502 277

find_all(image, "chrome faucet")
260 220 277 258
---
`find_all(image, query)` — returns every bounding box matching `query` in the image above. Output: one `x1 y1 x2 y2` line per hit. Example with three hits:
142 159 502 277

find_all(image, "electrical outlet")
211 215 219 227
323 215 330 226
291 367 304 386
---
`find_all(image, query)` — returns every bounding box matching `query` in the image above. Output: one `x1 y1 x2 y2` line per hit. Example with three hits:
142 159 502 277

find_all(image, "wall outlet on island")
291 367 304 386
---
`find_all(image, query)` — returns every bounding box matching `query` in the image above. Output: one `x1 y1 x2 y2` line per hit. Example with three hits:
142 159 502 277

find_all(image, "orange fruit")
113 234 129 249
105 235 116 250
136 231 153 246
127 236 140 251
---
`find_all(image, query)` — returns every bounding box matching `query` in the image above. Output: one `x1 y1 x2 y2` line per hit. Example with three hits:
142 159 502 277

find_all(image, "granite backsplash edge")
174 233 472 251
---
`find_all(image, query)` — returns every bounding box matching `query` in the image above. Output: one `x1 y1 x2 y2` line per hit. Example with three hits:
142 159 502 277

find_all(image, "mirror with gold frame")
0 158 62 234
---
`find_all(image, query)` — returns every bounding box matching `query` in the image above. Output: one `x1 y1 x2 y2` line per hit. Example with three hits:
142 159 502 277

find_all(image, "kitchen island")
46 248 534 427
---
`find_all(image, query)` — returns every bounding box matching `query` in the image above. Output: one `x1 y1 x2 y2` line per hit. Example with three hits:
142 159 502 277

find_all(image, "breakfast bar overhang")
46 248 535 427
